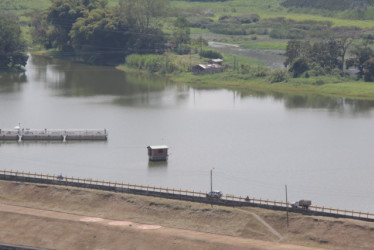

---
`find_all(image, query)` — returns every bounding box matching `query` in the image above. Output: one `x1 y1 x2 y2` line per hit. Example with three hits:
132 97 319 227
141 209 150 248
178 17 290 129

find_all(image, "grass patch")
170 69 374 100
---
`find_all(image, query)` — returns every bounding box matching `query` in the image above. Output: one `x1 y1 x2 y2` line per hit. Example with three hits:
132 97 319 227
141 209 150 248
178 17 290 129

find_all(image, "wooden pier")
0 128 108 141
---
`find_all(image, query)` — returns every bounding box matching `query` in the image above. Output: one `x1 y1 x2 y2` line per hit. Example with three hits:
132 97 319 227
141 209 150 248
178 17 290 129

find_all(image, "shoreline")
116 65 374 101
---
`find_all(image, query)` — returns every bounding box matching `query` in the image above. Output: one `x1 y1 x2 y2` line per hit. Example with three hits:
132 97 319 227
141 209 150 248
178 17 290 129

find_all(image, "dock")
0 128 108 141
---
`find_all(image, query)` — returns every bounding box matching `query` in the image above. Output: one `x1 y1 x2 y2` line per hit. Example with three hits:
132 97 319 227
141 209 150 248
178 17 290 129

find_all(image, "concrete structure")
147 145 168 161
0 128 108 141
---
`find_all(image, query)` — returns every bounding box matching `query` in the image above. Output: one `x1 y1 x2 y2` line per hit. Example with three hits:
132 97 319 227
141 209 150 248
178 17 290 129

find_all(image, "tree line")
0 14 28 72
0 0 194 71
31 0 171 65
284 38 374 81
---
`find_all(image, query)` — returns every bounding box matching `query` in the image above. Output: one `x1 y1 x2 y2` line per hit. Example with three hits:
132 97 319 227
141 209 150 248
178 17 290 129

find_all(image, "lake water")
1 55 374 212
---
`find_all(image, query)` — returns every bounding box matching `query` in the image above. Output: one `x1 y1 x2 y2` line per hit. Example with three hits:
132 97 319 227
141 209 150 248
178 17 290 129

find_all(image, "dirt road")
0 203 320 250
0 181 373 250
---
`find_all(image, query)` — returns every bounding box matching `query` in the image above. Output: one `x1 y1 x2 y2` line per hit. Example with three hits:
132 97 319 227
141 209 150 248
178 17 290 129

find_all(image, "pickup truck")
206 190 223 199
291 200 311 209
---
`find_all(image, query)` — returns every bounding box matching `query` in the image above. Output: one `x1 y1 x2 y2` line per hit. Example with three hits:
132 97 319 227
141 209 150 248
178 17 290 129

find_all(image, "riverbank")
0 180 373 249
34 50 374 101
117 63 374 101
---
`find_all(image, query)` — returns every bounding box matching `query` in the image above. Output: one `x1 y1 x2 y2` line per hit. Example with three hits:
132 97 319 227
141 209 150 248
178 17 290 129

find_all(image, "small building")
208 58 223 65
192 63 223 75
147 145 168 161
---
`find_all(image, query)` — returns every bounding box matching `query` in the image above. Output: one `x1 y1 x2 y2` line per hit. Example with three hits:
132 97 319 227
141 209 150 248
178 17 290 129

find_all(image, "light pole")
210 168 215 193
285 185 289 228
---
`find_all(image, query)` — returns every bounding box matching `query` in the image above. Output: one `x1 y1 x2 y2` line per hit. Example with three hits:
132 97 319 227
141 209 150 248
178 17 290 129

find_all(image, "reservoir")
1 55 374 212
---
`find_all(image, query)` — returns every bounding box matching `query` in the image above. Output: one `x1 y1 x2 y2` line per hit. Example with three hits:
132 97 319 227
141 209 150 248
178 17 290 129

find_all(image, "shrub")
268 69 289 83
125 54 181 74
199 49 223 59
175 44 191 55
289 57 309 77
252 66 269 77
187 17 213 28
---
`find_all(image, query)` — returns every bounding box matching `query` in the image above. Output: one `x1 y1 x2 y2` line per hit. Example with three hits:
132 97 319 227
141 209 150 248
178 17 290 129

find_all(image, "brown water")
1 55 374 212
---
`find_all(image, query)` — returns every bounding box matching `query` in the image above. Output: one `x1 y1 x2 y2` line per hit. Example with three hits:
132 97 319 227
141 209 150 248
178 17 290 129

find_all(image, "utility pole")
210 168 214 208
210 168 214 193
285 185 289 228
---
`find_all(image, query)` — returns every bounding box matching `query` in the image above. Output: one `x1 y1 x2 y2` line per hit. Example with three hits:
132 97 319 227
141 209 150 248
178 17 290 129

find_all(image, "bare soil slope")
0 181 373 249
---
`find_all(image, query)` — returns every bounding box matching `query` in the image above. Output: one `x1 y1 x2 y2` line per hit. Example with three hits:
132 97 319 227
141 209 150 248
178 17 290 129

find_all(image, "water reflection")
28 55 175 97
222 86 374 115
0 72 27 93
25 54 374 115
283 95 374 115
148 161 168 168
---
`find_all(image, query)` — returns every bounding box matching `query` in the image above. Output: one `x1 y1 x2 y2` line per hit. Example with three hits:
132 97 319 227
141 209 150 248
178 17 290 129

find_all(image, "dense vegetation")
4 0 374 98
0 14 28 72
29 0 170 65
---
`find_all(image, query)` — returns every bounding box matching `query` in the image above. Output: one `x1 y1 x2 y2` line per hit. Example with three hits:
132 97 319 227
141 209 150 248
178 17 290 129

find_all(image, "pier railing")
0 169 373 221
0 129 107 135
0 128 108 141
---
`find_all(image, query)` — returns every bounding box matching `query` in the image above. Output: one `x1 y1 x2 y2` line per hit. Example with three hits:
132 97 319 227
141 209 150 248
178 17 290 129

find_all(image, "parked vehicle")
291 200 311 209
206 190 223 199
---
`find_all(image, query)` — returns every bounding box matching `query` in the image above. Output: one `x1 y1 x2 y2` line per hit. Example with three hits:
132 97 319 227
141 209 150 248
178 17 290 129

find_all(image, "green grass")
172 0 374 28
222 53 265 66
215 37 287 50
171 71 374 100
263 13 374 28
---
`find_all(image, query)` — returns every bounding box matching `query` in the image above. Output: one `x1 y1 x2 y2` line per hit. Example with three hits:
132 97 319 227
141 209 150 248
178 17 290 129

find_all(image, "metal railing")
0 129 108 136
0 169 373 221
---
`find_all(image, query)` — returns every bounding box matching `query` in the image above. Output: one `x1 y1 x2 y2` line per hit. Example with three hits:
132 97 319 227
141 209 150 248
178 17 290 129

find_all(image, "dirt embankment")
0 181 373 249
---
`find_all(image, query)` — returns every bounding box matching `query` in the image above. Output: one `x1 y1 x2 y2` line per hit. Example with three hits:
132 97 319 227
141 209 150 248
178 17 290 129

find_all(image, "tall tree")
118 0 169 30
47 0 108 51
284 40 311 67
172 16 191 47
69 8 129 64
30 10 52 49
362 58 374 81
335 37 353 71
310 39 341 71
346 40 374 78
0 14 28 72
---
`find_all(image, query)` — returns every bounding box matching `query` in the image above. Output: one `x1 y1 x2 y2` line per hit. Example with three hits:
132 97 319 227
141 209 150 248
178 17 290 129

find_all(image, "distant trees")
118 0 169 30
172 16 191 54
0 14 28 72
46 0 108 51
284 38 350 77
69 8 130 64
285 38 374 82
346 40 374 81
31 0 170 64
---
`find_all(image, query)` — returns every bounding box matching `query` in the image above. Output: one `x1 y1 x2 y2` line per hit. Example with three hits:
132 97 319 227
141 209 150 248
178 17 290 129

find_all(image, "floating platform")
0 128 108 141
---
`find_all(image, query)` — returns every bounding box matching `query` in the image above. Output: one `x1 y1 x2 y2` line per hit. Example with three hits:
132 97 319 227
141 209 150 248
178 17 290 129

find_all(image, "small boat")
147 145 168 161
